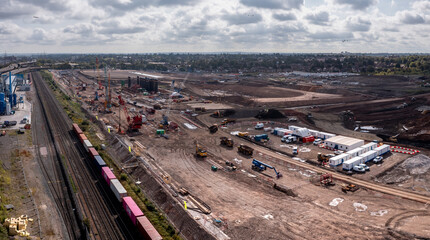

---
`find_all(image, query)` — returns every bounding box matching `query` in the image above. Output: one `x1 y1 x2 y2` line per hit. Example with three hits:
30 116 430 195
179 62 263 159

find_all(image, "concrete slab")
0 93 32 130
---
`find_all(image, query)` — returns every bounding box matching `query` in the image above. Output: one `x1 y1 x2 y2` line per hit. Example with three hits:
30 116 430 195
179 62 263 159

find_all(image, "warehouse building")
324 135 364 151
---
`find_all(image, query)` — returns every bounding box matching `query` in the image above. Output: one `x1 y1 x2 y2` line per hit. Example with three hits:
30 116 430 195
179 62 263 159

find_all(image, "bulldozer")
341 183 359 193
196 144 208 157
220 137 234 148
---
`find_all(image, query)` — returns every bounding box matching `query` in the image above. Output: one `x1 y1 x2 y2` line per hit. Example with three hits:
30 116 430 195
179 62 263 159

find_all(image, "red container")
302 136 315 143
89 148 99 159
79 134 87 143
137 216 162 240
72 123 83 135
102 167 116 185
123 197 144 225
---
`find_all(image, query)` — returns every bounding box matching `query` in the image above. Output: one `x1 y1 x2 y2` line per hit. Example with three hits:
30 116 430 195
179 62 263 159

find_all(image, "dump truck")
238 144 253 156
196 144 208 157
220 137 234 147
208 124 218 133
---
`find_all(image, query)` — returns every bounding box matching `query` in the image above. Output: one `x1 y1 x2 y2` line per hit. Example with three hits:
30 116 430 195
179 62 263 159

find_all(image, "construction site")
22 65 427 239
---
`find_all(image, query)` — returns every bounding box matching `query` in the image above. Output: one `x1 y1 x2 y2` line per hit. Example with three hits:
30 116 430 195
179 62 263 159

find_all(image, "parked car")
353 165 366 173
373 156 383 164
292 146 298 155
358 163 370 171
255 123 264 129
313 139 322 145
334 150 344 155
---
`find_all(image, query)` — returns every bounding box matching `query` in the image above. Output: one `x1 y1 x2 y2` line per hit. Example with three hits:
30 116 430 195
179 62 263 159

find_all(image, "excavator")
118 95 144 133
251 159 282 179
317 153 333 165
196 144 208 157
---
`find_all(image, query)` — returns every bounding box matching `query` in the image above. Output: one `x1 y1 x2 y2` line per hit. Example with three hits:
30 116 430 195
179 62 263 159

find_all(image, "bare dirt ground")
62 69 430 239
128 111 430 239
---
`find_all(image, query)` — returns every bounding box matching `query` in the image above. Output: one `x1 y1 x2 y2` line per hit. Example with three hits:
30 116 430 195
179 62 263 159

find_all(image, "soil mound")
255 109 285 119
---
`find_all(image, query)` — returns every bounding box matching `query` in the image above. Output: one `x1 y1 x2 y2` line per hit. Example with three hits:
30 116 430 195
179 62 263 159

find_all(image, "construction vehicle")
238 132 249 137
146 108 155 114
118 95 144 133
319 173 334 186
220 137 234 147
208 124 218 133
211 110 223 118
251 159 282 179
254 134 269 142
238 144 253 156
196 144 208 157
317 153 331 165
341 183 359 193
220 118 236 126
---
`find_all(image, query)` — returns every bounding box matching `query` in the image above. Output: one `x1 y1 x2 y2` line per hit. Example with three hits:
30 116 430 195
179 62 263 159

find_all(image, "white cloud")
0 0 429 53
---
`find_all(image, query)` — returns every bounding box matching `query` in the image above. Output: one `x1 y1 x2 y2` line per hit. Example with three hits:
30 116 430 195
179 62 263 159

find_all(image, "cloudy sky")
1 0 430 53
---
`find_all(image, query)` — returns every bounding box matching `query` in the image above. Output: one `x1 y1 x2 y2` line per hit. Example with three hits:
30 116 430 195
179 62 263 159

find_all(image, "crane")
96 57 102 90
118 95 143 133
251 159 282 179
103 67 112 113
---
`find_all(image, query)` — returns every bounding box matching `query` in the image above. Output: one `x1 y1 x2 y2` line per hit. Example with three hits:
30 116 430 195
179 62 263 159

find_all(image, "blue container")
94 155 107 169
12 94 17 106
0 101 5 114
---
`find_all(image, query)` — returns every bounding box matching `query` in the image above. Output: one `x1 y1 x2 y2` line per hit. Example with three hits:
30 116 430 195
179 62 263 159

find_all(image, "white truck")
281 135 297 143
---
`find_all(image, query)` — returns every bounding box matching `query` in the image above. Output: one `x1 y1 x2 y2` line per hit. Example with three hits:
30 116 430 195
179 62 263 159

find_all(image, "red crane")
118 95 143 133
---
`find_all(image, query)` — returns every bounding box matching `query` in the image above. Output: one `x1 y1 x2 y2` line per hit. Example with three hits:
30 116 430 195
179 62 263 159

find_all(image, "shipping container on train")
123 196 143 225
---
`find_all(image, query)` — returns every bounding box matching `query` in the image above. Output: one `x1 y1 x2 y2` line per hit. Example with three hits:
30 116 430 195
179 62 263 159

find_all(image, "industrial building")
0 72 25 115
324 135 364 151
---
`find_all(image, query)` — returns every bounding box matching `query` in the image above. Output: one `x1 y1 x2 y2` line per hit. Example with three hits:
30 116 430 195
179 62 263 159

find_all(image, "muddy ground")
67 69 430 239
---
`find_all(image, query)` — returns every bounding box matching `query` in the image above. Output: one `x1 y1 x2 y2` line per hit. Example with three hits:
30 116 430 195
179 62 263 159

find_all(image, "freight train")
72 123 163 240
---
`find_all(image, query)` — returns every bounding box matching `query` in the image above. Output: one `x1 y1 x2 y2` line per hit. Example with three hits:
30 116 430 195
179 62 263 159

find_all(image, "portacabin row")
72 123 163 240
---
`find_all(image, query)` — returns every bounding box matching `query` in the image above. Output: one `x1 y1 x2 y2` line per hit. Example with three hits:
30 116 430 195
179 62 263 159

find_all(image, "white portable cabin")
329 153 351 167
346 147 365 158
278 129 292 137
360 150 377 163
318 132 336 140
293 128 311 137
324 136 364 151
288 125 300 131
361 142 378 152
374 144 390 156
342 156 364 171
83 140 93 152
309 129 319 137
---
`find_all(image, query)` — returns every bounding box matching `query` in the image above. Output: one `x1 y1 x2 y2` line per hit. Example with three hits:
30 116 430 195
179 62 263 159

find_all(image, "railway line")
196 116 430 205
33 71 139 240
33 73 85 239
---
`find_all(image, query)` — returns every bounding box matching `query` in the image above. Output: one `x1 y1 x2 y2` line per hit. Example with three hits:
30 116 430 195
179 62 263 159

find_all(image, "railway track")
196 117 430 205
33 71 138 240
33 73 85 239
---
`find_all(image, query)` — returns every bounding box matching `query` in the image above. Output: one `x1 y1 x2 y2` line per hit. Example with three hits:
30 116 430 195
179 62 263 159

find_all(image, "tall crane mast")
103 66 112 113
96 57 102 90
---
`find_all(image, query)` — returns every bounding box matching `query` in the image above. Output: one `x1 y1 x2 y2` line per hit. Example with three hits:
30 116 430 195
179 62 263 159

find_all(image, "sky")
0 0 429 54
